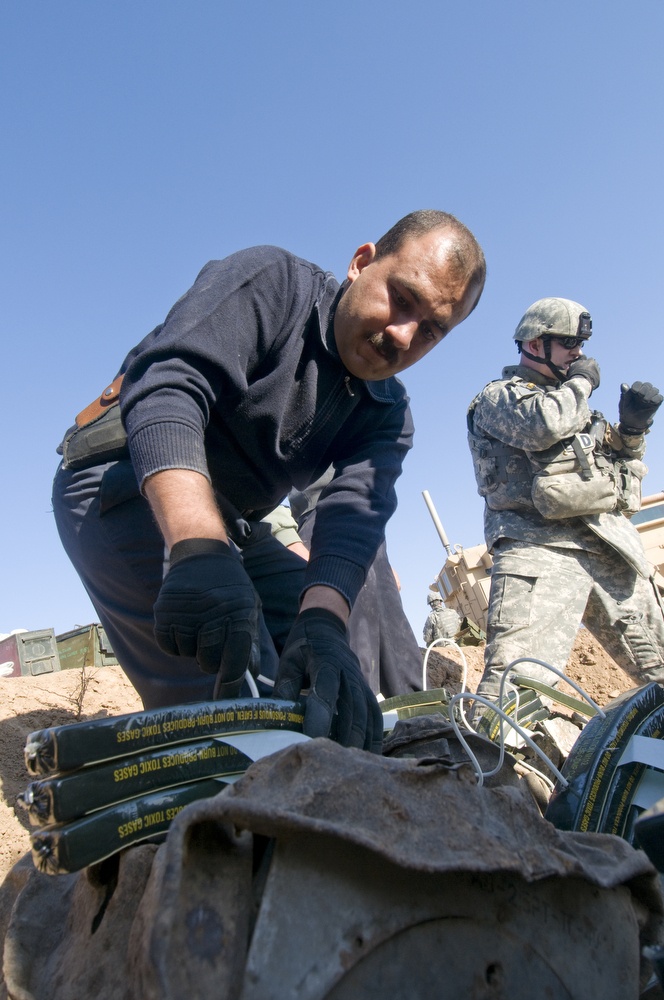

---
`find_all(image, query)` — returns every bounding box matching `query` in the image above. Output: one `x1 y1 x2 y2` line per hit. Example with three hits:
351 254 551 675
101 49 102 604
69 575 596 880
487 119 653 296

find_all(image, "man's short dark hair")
374 209 486 313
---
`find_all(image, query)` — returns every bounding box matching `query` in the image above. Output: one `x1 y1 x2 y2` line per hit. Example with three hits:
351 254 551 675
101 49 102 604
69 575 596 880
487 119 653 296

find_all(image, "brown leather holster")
58 374 129 470
75 374 124 428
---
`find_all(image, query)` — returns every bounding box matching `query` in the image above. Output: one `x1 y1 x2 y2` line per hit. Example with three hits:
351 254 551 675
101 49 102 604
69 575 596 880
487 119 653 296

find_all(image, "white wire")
514 757 556 792
447 692 569 789
422 636 460 690
445 652 607 789
423 637 476 732
497 656 606 720
454 653 605 745
420 643 602 791
459 680 526 781
245 672 260 698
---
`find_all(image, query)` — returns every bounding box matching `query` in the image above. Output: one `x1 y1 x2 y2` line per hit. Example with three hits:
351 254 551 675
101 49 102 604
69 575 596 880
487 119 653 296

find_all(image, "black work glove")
618 381 663 434
274 608 383 754
154 538 259 699
566 357 600 391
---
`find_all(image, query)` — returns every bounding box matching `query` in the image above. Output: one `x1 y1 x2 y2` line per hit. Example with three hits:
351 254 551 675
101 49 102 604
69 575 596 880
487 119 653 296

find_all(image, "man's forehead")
398 227 456 260
394 238 471 308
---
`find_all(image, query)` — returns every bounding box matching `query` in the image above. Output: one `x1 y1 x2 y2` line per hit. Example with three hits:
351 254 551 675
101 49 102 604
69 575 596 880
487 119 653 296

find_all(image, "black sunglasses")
557 336 587 349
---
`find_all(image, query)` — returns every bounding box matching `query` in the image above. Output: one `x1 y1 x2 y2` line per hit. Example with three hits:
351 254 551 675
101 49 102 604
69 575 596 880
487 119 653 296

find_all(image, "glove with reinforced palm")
154 538 259 698
618 381 663 435
274 608 383 753
566 357 601 391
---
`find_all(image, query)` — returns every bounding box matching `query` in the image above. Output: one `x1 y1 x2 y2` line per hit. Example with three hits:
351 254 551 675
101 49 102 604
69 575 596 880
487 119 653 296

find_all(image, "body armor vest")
468 398 646 520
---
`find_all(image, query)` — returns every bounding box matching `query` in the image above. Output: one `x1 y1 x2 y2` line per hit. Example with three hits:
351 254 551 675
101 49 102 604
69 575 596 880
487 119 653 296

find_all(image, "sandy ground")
424 626 640 704
0 665 143 881
0 631 643 885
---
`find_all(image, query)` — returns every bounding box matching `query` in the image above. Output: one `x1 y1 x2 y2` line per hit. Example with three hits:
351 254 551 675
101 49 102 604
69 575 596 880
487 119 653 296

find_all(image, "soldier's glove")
618 381 663 435
566 357 601 391
275 608 383 754
154 538 259 698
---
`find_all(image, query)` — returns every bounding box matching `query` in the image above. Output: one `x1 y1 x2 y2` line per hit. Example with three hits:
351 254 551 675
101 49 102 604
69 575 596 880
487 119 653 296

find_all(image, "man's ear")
527 337 543 356
347 242 376 282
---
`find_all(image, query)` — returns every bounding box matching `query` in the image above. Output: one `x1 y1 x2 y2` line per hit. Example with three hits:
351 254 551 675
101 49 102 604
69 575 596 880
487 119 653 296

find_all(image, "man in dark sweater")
287 470 424 699
53 210 485 751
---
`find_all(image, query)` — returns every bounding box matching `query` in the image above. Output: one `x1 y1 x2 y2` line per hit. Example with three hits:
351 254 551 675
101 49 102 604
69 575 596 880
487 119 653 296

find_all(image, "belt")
59 374 129 470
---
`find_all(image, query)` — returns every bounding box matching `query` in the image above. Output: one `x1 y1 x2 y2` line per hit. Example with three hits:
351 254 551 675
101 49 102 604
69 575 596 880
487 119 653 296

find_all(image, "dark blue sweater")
119 246 413 606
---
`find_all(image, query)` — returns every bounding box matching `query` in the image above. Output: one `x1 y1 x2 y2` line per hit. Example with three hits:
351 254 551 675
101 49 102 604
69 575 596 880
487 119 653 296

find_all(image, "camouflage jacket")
467 364 651 576
423 606 462 646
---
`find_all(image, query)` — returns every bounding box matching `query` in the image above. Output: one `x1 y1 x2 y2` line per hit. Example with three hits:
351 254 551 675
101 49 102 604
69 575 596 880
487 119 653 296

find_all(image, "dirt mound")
0 666 142 881
425 627 639 705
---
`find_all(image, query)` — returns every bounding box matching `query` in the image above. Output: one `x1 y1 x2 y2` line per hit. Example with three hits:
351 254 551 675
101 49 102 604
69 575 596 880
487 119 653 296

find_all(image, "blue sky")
2 1 663 648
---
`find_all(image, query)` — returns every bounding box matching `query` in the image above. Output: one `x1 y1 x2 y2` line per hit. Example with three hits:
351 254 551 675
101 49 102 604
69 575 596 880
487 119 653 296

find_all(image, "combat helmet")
514 298 592 343
514 297 592 379
427 591 444 606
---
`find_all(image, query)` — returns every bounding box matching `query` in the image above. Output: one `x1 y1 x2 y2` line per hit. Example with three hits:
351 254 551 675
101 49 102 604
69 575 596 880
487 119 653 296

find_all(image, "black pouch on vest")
58 405 129 470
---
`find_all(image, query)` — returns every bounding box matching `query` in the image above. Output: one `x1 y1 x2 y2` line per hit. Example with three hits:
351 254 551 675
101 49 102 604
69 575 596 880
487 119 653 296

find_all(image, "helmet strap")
520 336 566 381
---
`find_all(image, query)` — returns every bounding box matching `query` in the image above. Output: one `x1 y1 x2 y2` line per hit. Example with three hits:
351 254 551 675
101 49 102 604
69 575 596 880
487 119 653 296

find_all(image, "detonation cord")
496 657 606 721
422 638 473 731
246 672 260 697
446 657 606 790
244 673 275 698
448 691 568 789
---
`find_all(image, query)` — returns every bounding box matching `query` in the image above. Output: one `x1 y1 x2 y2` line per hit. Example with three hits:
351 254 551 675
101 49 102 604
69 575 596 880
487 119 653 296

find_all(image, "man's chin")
352 359 397 381
365 347 402 378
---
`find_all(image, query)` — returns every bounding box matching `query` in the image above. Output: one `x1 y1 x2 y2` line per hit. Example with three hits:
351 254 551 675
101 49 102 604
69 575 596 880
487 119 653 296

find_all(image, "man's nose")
385 319 418 350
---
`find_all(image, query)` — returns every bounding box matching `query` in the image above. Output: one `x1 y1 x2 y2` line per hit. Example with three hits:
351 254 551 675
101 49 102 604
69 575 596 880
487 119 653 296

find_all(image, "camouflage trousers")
476 537 664 705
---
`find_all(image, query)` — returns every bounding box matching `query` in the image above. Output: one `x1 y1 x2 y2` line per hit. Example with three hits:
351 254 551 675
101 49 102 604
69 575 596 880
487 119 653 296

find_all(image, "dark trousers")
52 460 305 709
297 515 422 698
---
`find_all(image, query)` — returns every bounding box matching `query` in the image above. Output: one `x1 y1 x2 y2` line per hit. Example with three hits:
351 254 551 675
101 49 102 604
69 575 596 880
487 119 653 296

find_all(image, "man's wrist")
144 468 229 548
300 585 350 623
169 538 232 565
618 423 646 438
296 607 347 633
567 372 594 394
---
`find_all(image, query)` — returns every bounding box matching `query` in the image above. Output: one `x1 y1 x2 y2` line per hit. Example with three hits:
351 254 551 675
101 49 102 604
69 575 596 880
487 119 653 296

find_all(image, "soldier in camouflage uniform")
423 592 462 647
467 297 664 704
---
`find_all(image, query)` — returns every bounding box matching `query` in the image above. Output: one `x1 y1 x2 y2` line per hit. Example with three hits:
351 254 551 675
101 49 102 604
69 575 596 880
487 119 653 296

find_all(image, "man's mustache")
368 332 399 364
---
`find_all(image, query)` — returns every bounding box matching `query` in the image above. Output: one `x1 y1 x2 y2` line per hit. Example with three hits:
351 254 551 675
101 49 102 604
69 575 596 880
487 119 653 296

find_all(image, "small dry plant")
67 665 98 720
